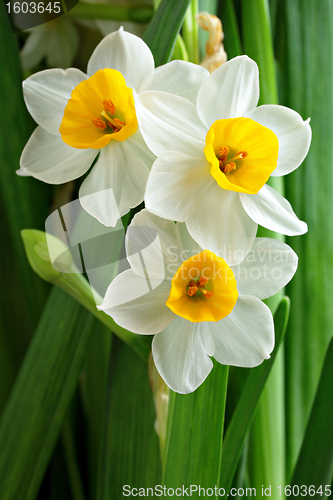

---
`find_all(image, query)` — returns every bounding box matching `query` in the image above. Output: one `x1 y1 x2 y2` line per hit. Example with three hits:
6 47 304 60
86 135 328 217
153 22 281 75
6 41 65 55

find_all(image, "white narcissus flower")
18 28 209 226
134 55 311 265
99 209 298 394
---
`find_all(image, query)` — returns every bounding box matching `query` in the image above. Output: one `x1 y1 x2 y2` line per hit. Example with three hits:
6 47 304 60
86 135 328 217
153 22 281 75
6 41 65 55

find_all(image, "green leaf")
218 0 242 59
96 337 161 499
242 0 278 105
220 297 290 492
67 2 153 22
276 0 333 477
0 288 96 500
162 363 228 491
0 1 51 412
182 0 200 64
143 0 192 66
291 338 333 487
79 325 112 498
0 2 51 323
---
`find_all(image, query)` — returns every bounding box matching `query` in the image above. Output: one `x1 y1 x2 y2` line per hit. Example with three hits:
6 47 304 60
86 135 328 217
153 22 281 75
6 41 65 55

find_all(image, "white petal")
207 295 274 367
144 151 213 222
20 127 96 184
20 31 47 70
152 317 213 394
240 184 307 236
177 222 202 259
46 19 79 69
126 209 184 280
197 55 260 129
16 167 32 177
79 137 150 227
99 269 174 334
125 128 156 166
138 60 209 103
95 20 146 38
23 68 87 136
87 28 154 89
186 183 258 266
231 238 298 299
245 105 312 176
134 90 206 157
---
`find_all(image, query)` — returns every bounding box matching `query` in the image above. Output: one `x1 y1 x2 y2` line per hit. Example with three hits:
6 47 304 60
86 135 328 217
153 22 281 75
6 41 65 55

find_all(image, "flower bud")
21 229 76 283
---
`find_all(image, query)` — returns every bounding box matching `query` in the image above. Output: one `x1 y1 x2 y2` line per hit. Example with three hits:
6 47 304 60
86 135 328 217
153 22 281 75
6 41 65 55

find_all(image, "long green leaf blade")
291 338 333 488
163 363 228 494
0 288 96 500
220 297 290 492
96 337 160 499
277 0 333 477
0 1 51 412
143 0 192 66
0 2 51 322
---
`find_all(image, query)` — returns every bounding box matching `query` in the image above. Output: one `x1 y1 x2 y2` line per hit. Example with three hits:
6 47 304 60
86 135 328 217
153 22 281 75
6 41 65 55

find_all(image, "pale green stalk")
182 0 200 63
242 0 285 498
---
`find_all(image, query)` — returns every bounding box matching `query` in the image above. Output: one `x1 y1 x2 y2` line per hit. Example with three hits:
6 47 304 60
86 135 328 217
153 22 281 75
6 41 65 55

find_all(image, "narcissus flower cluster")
99 210 298 394
18 28 208 226
19 29 311 393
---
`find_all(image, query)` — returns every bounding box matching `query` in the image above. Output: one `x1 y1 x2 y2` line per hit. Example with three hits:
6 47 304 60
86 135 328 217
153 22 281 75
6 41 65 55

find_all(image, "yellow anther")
103 99 115 114
92 117 107 130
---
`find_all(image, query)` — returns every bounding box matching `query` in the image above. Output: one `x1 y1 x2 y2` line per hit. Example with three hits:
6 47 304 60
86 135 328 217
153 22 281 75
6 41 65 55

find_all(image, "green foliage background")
0 0 332 499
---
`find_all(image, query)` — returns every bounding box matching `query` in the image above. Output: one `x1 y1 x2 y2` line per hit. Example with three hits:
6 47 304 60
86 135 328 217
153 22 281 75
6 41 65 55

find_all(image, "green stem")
182 0 200 64
66 1 153 22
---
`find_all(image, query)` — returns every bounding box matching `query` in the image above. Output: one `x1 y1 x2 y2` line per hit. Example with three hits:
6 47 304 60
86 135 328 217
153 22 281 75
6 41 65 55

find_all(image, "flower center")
166 249 238 323
204 117 279 194
60 68 138 150
216 146 249 174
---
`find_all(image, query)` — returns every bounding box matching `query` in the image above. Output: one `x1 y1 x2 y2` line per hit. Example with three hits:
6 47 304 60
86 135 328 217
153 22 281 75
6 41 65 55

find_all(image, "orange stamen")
235 151 248 159
103 100 115 114
220 161 236 174
187 285 198 297
92 117 107 130
197 276 209 287
218 146 229 157
187 276 212 298
112 117 125 130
